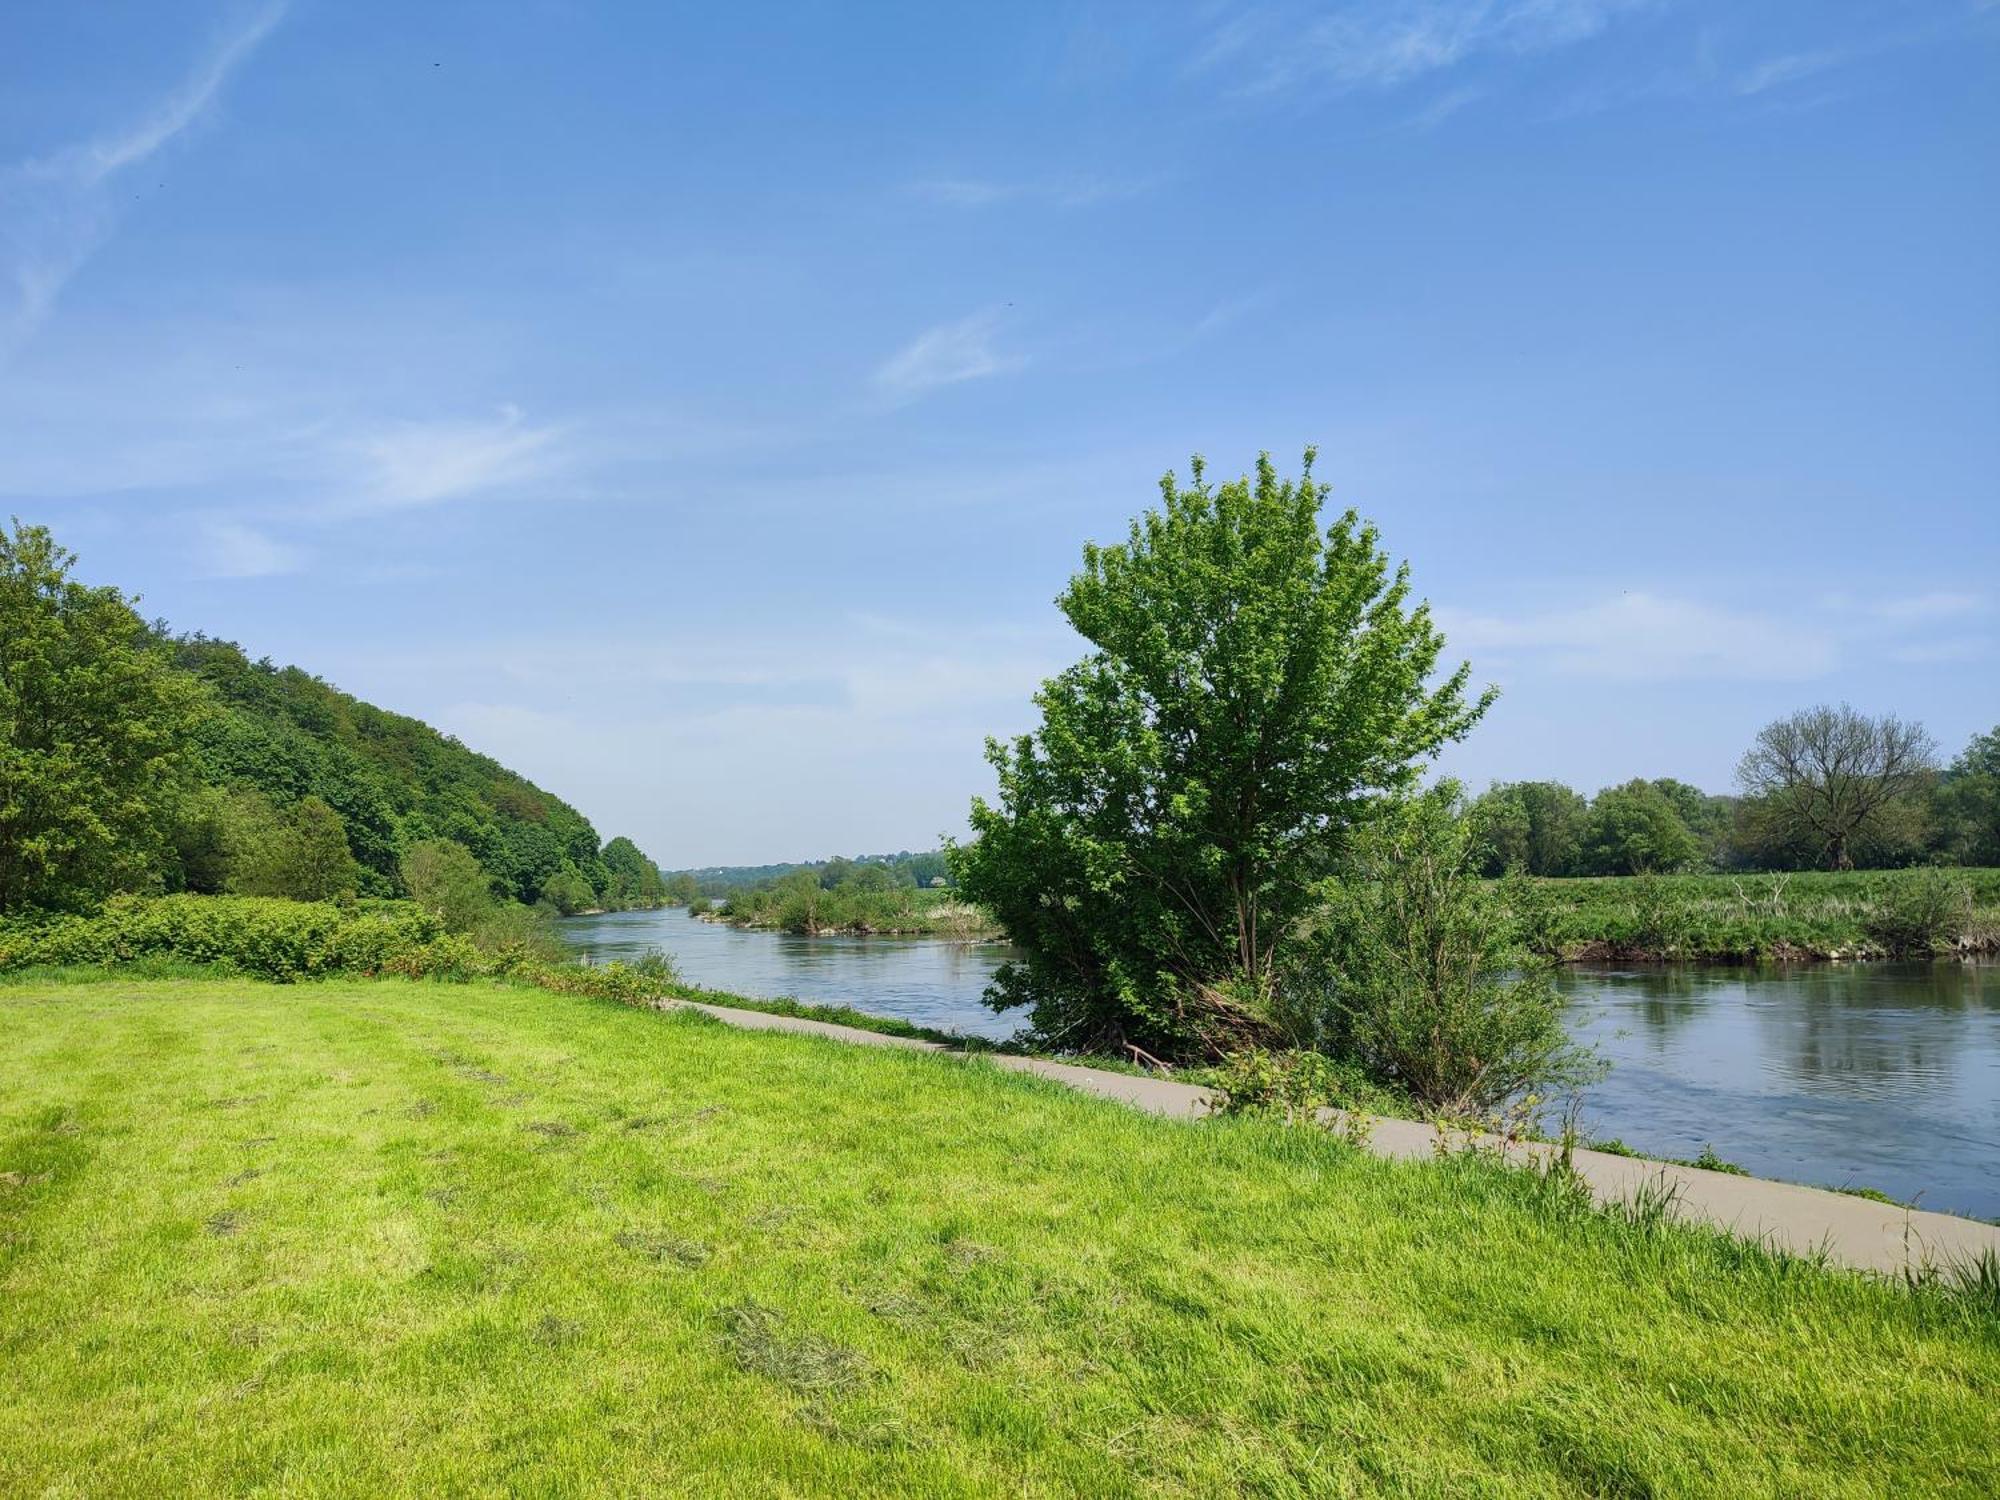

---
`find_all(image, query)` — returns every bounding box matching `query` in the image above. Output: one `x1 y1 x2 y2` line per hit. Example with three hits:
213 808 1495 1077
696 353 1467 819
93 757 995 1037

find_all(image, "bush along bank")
0 894 976 1041
0 894 680 1003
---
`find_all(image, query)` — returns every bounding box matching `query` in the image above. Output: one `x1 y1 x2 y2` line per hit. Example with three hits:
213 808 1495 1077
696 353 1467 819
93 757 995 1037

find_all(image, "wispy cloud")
907 173 1158 209
0 3 287 358
1442 584 1996 684
354 405 563 508
1865 590 1988 624
1439 592 1838 682
194 518 304 578
1883 637 1990 666
1400 85 1484 130
1196 0 1653 98
1733 49 1841 97
872 310 1027 404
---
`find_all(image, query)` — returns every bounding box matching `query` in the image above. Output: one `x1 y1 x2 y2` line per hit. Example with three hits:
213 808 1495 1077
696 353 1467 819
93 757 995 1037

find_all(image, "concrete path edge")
665 997 2000 1278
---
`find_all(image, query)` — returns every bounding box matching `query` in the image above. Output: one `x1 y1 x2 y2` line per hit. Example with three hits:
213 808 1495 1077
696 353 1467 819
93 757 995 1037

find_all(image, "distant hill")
172 634 664 909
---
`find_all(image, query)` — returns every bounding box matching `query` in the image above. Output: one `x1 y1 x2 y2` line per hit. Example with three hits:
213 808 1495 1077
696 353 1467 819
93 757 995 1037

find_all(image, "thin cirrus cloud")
0 2 287 358
906 173 1158 208
1733 49 1843 97
1193 0 1653 97
1863 590 1987 624
194 519 304 579
871 309 1027 404
352 405 563 509
1438 592 1840 682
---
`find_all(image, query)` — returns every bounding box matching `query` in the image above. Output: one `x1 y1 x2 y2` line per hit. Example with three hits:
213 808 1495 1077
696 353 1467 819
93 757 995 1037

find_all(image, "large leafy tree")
0 522 206 911
1466 780 1587 876
1736 704 1936 870
951 453 1492 1056
1578 780 1702 875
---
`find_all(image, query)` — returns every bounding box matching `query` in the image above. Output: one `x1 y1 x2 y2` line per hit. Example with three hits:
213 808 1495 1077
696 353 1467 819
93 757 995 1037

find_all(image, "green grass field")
2 977 1995 1496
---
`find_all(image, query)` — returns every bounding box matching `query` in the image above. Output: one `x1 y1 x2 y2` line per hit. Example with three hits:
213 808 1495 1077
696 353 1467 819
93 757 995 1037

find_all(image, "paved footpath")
671 997 2000 1278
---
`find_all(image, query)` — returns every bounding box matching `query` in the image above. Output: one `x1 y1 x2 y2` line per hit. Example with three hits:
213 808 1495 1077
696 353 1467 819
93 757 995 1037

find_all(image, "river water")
560 908 1999 1220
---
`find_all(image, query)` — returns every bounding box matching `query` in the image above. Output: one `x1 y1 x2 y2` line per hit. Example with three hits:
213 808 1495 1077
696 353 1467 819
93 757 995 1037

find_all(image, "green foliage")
465 899 571 962
953 452 1491 1057
1860 866 1975 956
1579 780 1702 875
1736 703 1937 870
674 849 952 896
0 894 442 981
1275 789 1597 1114
0 893 692 1008
173 633 624 905
538 864 599 916
0 522 207 912
230 794 361 902
1211 1046 1403 1122
715 868 996 938
629 946 683 986
1692 1145 1750 1176
399 839 499 932
1492 866 2000 960
1933 726 2000 867
601 836 668 908
4 524 673 917
1466 780 1587 876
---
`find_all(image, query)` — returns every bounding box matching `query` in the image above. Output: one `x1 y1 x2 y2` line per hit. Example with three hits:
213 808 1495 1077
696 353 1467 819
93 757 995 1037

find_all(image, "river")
560 908 1999 1220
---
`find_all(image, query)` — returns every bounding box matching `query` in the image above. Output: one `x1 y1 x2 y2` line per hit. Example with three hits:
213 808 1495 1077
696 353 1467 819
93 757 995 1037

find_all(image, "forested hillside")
172 635 646 905
0 522 665 915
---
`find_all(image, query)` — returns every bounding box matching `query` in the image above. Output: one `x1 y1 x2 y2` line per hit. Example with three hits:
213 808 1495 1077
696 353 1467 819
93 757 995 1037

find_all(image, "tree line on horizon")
1467 712 1997 879
0 522 667 918
667 850 952 898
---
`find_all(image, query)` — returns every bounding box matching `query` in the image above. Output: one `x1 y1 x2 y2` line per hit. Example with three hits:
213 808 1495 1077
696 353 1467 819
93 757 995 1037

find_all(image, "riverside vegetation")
3 973 1996 1496
1498 865 2000 962
708 863 1000 939
6 465 2000 1491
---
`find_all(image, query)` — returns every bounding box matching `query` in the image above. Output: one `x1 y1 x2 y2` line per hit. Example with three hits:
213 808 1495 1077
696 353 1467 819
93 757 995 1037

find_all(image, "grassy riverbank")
1499 866 2000 962
704 866 2000 959
3 976 1995 1495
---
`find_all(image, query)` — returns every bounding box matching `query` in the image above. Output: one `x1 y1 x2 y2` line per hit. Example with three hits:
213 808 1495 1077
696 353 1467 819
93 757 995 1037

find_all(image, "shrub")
0 894 441 981
538 865 598 916
1862 868 1974 956
1274 789 1598 1115
400 839 498 932
1212 1047 1392 1122
631 946 682 986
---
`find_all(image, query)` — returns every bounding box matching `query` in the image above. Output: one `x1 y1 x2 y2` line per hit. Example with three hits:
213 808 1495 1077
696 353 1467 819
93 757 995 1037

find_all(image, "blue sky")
4 1 1996 865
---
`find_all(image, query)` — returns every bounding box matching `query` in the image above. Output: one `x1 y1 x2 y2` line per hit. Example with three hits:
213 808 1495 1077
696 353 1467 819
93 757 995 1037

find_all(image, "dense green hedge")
0 895 676 1003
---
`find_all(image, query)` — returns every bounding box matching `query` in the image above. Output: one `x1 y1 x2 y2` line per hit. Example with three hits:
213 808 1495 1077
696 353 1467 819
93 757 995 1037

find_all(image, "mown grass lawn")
1 978 1994 1497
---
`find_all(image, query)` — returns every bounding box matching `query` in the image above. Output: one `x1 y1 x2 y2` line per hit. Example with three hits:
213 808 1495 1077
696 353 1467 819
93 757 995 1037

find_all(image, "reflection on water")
560 909 2000 1220
1559 963 1998 1220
